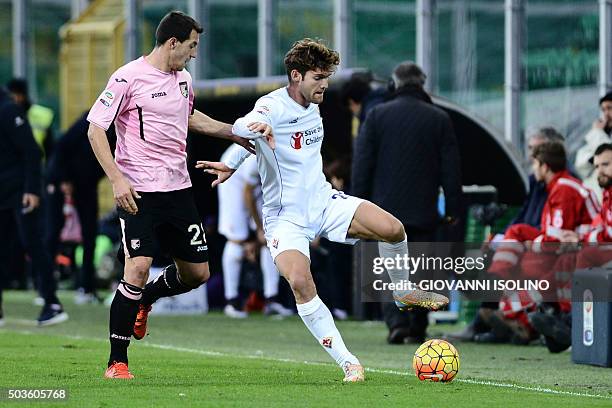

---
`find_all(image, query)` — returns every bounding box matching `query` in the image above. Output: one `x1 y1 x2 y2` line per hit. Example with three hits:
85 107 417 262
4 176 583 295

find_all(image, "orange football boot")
133 304 152 340
104 362 134 379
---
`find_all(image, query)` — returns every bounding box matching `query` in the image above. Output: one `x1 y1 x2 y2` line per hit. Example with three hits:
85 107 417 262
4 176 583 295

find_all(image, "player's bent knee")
285 272 315 298
381 217 405 243
180 263 210 287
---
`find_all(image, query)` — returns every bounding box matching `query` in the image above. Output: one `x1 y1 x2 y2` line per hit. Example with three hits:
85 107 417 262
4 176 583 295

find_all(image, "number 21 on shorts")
188 223 207 246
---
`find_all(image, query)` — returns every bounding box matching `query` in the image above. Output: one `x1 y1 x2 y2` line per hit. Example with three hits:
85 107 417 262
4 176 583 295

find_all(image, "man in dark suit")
45 112 117 304
0 86 67 326
352 61 462 343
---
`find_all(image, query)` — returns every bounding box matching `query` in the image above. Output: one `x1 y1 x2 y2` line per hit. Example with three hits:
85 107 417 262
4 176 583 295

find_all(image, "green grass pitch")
0 290 611 407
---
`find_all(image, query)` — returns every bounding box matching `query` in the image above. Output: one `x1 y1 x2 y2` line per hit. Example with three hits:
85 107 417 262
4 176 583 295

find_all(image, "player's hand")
232 135 256 155
196 161 236 187
21 193 40 214
247 122 275 149
113 176 141 215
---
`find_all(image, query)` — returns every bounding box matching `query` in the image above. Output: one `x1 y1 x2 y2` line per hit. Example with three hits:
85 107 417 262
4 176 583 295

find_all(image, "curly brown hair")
283 38 340 81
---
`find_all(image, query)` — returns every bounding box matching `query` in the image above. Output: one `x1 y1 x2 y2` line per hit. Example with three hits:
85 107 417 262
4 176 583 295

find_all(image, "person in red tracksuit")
528 143 612 353
482 142 600 344
575 143 612 264
544 143 612 312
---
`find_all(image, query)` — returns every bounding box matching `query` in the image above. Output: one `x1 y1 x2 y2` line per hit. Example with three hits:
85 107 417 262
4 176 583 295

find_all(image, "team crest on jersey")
98 89 115 108
131 239 140 250
256 105 271 117
179 81 188 98
321 337 333 348
290 132 303 149
271 238 279 249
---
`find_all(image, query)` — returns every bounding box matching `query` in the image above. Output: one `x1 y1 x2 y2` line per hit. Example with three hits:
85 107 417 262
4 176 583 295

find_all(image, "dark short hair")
532 142 567 172
600 91 612 105
155 11 203 46
284 38 340 81
340 72 373 105
6 78 28 95
594 143 612 157
392 61 426 89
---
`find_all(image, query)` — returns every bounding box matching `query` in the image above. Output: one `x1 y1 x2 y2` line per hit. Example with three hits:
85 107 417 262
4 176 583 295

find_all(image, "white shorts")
218 200 250 241
263 190 365 261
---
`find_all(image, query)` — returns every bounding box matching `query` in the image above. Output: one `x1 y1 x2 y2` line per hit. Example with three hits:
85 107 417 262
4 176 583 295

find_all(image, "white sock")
378 235 412 298
260 247 279 299
222 241 244 300
296 295 360 368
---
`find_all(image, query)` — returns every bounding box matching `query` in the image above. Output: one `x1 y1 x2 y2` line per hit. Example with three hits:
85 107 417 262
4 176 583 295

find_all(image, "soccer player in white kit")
198 38 448 382
218 144 292 318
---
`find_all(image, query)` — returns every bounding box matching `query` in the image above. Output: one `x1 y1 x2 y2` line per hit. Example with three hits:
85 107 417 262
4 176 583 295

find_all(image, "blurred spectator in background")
0 86 67 326
528 143 612 353
338 72 389 320
45 111 116 304
217 144 292 318
483 142 598 345
574 143 612 257
509 128 567 230
6 78 54 160
575 92 612 201
340 71 388 132
352 61 462 344
450 127 568 343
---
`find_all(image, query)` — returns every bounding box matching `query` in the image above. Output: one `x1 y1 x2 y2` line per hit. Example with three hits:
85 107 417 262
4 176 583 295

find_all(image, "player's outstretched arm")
195 161 235 188
189 109 255 154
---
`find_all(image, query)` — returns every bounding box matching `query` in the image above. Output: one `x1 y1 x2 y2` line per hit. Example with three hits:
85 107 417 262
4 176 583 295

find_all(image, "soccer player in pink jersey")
87 11 253 379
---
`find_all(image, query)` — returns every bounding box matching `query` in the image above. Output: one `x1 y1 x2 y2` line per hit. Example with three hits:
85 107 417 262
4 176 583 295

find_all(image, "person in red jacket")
576 143 612 260
480 142 599 344
489 142 599 279
544 142 612 309
527 143 612 353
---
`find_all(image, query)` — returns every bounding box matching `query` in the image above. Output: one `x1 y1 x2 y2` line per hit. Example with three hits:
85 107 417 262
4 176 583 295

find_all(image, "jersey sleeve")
232 95 277 139
539 188 582 246
243 156 260 186
222 146 252 170
87 69 131 131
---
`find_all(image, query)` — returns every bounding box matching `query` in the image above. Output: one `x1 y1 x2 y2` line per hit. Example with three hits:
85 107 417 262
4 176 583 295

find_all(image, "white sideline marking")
5 327 612 400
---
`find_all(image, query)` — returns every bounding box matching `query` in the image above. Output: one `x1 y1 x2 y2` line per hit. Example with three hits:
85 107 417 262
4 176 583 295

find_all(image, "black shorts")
117 188 208 263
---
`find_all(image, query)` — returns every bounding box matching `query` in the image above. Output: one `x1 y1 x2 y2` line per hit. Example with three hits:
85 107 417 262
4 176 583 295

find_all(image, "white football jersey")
228 87 333 227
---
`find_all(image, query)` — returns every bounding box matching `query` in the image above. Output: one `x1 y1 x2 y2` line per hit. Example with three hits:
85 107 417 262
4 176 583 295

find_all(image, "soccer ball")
412 339 460 382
